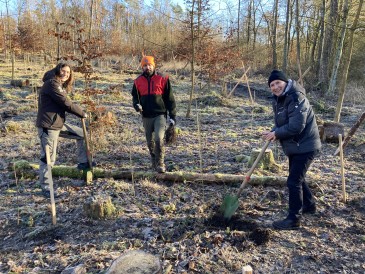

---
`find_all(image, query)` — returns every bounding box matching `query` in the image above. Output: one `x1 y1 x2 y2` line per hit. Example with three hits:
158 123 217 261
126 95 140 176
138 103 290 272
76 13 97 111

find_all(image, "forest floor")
0 61 364 274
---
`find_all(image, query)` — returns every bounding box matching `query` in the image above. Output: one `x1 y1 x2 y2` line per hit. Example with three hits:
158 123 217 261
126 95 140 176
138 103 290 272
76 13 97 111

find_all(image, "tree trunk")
334 0 363 122
186 1 196 118
237 0 241 46
295 0 303 86
328 0 349 96
272 0 279 68
89 0 94 41
319 0 338 94
56 23 60 60
315 0 325 78
282 0 291 72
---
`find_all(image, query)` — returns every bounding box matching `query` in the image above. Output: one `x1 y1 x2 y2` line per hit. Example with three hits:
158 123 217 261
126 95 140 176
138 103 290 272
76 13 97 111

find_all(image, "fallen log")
9 161 287 186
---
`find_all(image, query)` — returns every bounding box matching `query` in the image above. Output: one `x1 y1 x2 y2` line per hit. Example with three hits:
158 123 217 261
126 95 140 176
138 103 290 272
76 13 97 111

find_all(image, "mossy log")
9 160 287 186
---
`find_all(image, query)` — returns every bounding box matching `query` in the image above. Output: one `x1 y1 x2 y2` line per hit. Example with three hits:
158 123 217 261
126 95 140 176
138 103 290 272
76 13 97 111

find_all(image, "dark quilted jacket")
36 72 85 129
272 80 321 156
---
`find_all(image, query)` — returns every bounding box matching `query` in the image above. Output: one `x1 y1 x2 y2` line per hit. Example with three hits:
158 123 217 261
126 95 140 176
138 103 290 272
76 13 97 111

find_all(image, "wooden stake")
45 145 57 225
242 64 254 104
339 134 347 203
227 65 251 98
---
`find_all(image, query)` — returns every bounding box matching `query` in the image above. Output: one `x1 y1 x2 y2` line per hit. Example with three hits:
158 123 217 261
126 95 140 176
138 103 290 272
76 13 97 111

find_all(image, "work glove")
169 118 175 126
83 113 88 118
136 104 143 112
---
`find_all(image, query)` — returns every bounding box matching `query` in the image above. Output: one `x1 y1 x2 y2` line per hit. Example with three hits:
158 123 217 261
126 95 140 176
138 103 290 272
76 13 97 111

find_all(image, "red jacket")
132 72 176 120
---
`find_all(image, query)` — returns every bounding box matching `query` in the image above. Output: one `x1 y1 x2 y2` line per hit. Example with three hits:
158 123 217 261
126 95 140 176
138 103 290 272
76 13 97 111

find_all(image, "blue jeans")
287 150 320 220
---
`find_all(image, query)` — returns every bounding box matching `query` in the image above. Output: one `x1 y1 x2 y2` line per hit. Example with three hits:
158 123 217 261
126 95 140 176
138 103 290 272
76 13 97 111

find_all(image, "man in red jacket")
131 56 176 173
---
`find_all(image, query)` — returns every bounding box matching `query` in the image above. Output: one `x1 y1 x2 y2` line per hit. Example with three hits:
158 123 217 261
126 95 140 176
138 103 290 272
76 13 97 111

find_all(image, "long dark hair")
54 62 74 93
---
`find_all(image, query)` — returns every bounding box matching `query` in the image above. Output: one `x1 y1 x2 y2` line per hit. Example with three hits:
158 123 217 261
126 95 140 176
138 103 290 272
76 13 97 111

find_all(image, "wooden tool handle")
81 118 93 169
45 145 51 165
237 140 271 196
45 144 57 225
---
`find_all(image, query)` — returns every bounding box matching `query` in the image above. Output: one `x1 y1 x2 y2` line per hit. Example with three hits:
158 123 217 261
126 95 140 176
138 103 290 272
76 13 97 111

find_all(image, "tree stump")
318 121 344 143
83 195 116 219
105 250 161 274
10 79 30 87
247 148 280 172
83 170 93 185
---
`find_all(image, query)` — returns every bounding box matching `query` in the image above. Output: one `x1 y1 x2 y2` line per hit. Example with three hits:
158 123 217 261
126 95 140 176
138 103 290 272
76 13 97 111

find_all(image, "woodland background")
0 0 365 273
1 0 365 117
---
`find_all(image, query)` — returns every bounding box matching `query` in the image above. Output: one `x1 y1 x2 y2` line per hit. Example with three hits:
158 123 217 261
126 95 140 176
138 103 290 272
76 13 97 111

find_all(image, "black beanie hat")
268 70 288 86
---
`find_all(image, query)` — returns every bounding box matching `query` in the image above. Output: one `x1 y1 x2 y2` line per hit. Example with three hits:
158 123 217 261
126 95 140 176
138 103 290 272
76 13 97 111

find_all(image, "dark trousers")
287 150 319 220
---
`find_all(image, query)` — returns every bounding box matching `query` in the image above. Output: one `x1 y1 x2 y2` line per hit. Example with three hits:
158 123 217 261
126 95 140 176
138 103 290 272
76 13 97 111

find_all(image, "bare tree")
314 0 325 75
319 0 338 94
186 0 197 118
334 0 364 122
327 0 349 96
272 0 279 68
295 0 303 85
282 0 291 72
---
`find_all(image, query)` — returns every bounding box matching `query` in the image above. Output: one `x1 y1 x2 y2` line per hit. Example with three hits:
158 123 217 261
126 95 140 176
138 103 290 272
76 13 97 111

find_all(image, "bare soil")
0 63 365 273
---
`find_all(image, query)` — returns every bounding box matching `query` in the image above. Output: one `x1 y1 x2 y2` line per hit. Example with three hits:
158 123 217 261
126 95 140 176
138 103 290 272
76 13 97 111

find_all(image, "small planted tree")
49 16 115 154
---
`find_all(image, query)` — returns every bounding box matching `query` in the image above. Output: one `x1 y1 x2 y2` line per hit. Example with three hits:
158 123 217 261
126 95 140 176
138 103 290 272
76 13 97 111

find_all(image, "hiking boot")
302 204 316 214
272 217 300 230
77 161 96 170
156 164 166 173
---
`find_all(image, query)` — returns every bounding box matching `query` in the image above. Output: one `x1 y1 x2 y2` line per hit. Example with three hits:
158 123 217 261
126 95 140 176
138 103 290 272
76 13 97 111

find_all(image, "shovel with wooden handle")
220 140 271 220
81 118 93 183
45 144 57 225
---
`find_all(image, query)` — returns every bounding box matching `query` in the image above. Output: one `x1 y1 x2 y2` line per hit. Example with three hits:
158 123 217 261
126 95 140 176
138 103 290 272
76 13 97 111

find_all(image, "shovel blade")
220 194 239 220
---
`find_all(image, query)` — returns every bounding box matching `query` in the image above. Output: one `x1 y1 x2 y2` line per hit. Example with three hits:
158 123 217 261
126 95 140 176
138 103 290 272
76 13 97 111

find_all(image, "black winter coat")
272 80 321 156
36 76 85 130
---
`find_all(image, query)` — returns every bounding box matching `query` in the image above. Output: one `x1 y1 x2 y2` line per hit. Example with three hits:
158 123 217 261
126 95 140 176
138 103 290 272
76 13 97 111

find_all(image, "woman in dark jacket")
36 62 90 197
262 70 321 230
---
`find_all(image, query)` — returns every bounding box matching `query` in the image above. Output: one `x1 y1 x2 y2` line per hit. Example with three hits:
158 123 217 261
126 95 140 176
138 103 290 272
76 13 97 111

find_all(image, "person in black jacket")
131 56 176 173
36 62 90 197
262 70 321 230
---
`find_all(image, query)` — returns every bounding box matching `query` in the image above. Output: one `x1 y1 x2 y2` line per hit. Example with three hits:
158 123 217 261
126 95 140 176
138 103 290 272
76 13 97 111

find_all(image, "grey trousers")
38 123 88 186
142 115 166 165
